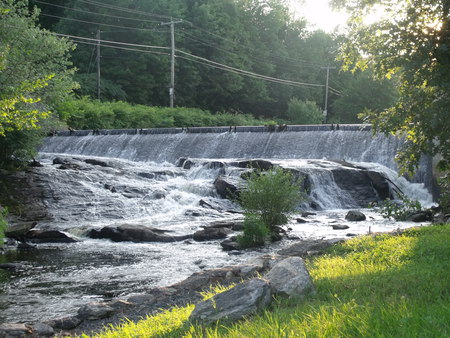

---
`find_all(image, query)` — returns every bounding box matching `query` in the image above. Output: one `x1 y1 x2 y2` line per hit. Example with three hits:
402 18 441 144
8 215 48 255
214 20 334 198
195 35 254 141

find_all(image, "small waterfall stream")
0 126 433 324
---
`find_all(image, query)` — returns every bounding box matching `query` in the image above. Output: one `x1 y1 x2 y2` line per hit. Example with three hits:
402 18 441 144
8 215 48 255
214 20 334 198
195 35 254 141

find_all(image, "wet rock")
31 323 54 337
0 263 25 271
137 172 156 179
265 257 314 297
0 323 32 337
193 227 231 241
26 230 79 243
189 278 272 324
301 212 317 217
214 176 244 199
220 238 242 251
52 157 69 165
87 225 192 243
45 316 82 330
277 239 341 257
77 302 115 321
84 159 110 167
296 218 307 223
206 220 244 231
127 294 156 305
106 299 133 310
4 222 37 240
237 159 274 170
408 211 432 222
58 163 81 170
332 224 350 230
345 210 366 221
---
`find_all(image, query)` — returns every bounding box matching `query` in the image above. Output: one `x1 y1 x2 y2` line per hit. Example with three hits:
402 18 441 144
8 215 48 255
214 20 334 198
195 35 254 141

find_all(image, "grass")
83 224 450 337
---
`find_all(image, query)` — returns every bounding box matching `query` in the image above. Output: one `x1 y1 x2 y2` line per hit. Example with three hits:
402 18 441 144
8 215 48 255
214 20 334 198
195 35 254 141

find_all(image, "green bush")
56 98 269 130
237 214 270 248
238 167 305 246
0 206 7 246
286 98 323 125
373 196 423 221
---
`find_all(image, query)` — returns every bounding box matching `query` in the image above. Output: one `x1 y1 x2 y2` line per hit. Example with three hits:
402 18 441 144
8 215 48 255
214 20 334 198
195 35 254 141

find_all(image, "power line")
39 13 165 32
32 0 162 24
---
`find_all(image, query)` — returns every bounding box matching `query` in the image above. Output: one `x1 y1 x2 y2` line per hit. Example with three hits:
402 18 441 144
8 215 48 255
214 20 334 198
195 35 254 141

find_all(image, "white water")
0 129 434 324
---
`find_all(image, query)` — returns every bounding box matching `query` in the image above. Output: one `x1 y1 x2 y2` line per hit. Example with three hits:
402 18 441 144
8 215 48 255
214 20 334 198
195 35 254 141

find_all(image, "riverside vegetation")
80 224 449 337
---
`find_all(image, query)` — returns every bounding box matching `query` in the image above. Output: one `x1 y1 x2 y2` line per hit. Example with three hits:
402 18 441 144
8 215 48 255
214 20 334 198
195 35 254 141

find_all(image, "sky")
288 0 348 32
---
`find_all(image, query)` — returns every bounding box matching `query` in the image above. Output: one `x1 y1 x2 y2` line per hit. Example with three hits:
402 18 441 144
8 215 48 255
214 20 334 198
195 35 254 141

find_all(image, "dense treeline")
33 0 397 123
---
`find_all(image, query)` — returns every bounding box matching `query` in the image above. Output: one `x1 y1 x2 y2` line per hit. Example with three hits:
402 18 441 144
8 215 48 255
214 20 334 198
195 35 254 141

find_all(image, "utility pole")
96 29 101 100
161 19 182 108
321 66 335 124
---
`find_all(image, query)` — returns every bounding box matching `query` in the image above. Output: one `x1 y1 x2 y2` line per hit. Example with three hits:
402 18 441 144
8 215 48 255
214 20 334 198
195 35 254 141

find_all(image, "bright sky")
288 0 348 32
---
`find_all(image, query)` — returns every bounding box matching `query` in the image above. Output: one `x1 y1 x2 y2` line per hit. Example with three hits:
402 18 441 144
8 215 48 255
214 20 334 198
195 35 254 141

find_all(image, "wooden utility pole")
96 29 101 100
321 66 335 124
161 19 182 107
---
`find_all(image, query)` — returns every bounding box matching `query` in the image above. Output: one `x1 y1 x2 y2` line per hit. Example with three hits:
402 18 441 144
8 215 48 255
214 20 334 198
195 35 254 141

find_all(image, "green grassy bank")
84 224 450 337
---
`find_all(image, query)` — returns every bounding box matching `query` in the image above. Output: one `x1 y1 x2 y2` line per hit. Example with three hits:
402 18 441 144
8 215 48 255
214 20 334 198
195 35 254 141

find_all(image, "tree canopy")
0 0 77 166
31 0 397 123
333 0 450 173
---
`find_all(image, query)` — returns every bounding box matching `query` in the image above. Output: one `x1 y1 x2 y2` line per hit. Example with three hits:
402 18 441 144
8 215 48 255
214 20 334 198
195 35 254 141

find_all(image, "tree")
286 98 322 124
332 0 450 173
0 0 77 167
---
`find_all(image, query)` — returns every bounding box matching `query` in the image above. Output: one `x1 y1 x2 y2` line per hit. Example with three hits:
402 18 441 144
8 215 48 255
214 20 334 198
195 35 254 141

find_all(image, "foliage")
437 174 450 214
238 167 304 241
91 224 450 337
0 0 77 168
56 98 269 129
0 206 7 245
237 213 270 248
31 0 396 122
372 196 423 221
333 0 450 174
286 98 322 124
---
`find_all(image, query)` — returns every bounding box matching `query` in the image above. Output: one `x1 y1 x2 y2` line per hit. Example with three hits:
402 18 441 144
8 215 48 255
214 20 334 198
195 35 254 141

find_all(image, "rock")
84 158 110 167
86 225 192 243
32 323 54 337
296 218 307 223
189 278 272 324
45 316 82 330
0 263 25 271
220 238 242 251
127 294 156 305
4 222 37 240
77 302 115 321
301 212 317 217
137 172 156 179
58 163 81 170
408 211 432 222
264 257 314 297
107 299 133 310
0 323 32 337
277 239 341 257
206 220 244 231
345 210 366 221
214 176 244 199
52 157 68 165
332 224 350 230
193 228 231 241
237 159 274 170
26 230 79 243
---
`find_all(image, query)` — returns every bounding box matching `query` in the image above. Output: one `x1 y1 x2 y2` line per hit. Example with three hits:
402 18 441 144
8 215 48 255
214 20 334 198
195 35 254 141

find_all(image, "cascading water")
1 126 434 325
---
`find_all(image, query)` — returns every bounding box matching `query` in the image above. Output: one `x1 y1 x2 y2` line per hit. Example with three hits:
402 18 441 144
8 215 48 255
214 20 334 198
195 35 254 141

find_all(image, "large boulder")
193 227 231 241
214 176 244 199
345 210 367 221
264 257 314 297
189 278 272 324
0 323 32 337
77 302 115 321
26 230 79 243
87 225 192 243
4 222 37 240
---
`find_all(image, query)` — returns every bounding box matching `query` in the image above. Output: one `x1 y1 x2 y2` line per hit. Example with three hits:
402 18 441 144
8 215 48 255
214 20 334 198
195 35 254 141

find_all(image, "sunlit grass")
86 224 450 338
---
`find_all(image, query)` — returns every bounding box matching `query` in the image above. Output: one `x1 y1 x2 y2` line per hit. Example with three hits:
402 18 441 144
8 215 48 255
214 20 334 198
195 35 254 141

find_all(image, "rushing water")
0 128 434 324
